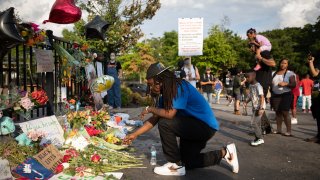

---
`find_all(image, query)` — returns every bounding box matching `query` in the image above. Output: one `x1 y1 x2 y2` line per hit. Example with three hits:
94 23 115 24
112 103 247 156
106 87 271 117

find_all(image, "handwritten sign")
0 158 13 180
18 116 65 148
51 172 123 180
34 144 63 172
178 18 204 56
35 49 54 73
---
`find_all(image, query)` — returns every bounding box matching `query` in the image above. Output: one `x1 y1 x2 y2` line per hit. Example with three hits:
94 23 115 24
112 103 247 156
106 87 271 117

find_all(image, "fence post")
44 30 54 115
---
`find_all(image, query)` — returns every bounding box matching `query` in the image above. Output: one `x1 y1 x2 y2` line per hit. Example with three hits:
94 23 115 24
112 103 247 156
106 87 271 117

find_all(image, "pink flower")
20 96 34 110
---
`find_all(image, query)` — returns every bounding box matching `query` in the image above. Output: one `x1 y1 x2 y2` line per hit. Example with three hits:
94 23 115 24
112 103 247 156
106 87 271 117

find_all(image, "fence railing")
0 30 84 120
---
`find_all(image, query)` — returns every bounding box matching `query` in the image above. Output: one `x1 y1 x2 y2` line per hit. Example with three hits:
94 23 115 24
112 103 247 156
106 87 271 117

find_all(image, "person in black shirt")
306 55 320 143
174 60 186 79
104 52 122 109
200 67 215 104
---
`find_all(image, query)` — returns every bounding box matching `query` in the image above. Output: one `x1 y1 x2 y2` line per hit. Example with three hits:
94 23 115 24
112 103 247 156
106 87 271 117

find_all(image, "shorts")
271 92 293 111
260 45 272 52
291 95 299 110
226 88 233 96
233 92 241 100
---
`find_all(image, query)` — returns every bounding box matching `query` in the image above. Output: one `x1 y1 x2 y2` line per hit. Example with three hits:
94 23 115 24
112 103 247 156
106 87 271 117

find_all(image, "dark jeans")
311 98 320 138
158 116 222 169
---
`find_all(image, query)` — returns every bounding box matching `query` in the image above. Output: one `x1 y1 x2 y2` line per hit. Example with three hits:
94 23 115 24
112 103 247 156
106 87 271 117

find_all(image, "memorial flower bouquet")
26 129 47 150
66 111 90 130
31 89 49 106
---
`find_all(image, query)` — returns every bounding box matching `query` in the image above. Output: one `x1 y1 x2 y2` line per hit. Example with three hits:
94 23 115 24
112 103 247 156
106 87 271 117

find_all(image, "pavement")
115 98 320 180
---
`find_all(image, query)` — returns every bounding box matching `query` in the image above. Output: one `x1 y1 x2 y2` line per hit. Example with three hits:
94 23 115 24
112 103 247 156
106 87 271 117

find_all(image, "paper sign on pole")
18 115 65 148
35 49 55 73
178 18 204 56
34 144 63 172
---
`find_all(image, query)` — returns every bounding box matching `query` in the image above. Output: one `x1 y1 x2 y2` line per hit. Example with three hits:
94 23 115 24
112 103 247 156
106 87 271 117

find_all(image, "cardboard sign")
0 158 13 180
178 18 204 56
18 116 65 148
34 144 63 172
13 157 53 179
35 49 54 73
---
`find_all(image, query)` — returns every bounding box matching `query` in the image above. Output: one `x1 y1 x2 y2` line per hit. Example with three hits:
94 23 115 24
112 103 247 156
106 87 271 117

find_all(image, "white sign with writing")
35 49 54 73
178 18 204 56
51 172 123 180
18 116 65 148
0 158 13 179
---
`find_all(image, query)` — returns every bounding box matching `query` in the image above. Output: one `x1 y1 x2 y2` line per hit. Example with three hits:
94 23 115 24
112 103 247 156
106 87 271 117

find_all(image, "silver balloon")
90 75 115 93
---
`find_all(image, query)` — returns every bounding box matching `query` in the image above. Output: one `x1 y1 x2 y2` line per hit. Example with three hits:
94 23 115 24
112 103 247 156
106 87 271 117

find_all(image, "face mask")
184 60 191 65
110 60 115 63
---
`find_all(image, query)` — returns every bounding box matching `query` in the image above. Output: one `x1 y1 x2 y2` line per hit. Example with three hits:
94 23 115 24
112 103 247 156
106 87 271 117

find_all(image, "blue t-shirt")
215 82 222 90
160 81 219 130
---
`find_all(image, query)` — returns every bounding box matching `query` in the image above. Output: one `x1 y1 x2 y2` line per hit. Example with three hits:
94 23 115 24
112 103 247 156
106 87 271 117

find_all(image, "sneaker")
291 118 298 125
251 138 264 146
224 143 239 173
254 64 262 71
154 162 186 176
303 109 307 113
308 109 312 113
109 106 114 110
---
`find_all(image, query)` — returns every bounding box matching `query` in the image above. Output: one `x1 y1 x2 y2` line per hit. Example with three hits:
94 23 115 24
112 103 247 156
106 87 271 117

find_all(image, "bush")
121 86 133 107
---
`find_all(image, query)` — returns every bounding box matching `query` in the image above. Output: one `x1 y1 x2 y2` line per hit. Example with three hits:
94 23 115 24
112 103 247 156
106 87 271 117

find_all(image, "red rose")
55 164 64 174
62 155 72 163
91 154 101 163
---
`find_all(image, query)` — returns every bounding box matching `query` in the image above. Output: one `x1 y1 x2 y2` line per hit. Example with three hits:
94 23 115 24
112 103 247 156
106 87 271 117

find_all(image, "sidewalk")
118 98 320 180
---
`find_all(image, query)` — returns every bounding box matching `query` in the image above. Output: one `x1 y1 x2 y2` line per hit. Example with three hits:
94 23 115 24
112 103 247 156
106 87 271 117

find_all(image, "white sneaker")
291 118 298 125
224 143 239 173
251 138 264 146
154 162 186 176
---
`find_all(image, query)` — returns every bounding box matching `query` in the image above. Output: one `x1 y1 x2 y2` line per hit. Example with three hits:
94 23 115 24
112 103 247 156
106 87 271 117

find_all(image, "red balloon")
43 0 82 24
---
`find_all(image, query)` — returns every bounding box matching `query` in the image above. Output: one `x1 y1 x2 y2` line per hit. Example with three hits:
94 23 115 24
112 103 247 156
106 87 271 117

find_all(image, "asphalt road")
117 99 320 180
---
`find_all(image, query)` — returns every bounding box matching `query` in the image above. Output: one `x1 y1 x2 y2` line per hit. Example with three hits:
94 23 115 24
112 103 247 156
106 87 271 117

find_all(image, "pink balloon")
43 0 82 24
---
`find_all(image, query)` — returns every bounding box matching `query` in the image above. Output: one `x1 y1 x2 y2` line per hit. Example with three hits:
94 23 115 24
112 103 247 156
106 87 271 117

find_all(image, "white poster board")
178 18 204 56
18 116 65 147
0 159 13 180
35 49 54 73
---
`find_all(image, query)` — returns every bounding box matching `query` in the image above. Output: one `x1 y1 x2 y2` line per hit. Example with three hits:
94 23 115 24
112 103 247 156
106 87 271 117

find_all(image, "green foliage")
62 0 161 53
121 86 133 107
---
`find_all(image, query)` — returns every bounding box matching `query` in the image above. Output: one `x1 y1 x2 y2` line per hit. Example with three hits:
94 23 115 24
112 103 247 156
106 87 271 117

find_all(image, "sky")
1 0 320 38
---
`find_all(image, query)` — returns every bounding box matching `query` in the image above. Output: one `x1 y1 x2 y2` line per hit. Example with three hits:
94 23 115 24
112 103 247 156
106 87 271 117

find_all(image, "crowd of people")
122 28 319 177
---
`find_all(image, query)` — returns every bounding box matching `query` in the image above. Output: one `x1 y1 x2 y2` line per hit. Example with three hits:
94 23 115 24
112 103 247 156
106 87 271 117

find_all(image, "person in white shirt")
182 57 200 88
244 70 266 146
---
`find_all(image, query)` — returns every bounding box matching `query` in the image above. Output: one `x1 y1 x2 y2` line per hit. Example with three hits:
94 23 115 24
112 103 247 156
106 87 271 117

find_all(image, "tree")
195 25 238 74
118 43 156 82
62 0 161 54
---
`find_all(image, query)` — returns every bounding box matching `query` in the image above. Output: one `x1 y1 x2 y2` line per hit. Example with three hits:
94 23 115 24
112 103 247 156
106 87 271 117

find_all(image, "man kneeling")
124 62 239 176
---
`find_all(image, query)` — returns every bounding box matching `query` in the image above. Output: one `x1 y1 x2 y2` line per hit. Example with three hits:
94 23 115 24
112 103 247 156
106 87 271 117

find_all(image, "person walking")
214 78 223 104
290 73 300 124
306 55 320 143
233 69 246 115
124 62 239 176
182 57 200 88
244 70 266 146
300 74 314 113
225 71 234 106
105 52 122 109
200 67 215 104
271 58 296 136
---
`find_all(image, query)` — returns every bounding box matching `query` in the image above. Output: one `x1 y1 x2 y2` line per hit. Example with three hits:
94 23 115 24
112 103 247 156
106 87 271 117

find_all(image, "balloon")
90 75 115 93
43 0 82 24
0 7 25 48
0 116 15 135
85 16 110 40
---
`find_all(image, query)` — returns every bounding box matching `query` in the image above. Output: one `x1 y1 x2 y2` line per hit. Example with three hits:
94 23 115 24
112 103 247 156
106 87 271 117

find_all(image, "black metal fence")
0 30 84 120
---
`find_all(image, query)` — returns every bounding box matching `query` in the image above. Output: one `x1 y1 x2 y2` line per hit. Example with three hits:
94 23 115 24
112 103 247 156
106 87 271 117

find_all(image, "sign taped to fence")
178 18 204 56
35 49 54 73
18 115 65 147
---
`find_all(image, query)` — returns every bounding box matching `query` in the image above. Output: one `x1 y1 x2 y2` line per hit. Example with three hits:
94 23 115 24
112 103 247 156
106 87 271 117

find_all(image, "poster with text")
18 116 65 148
35 49 54 73
178 18 204 56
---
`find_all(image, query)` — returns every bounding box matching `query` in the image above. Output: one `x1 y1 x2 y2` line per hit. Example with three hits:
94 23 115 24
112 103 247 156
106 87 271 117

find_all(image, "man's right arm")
309 58 320 77
261 57 276 67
